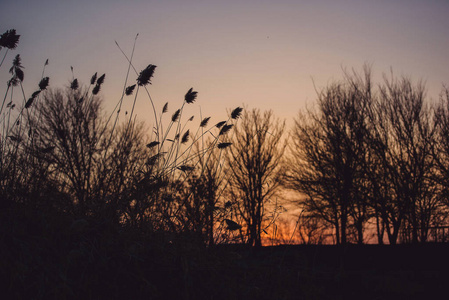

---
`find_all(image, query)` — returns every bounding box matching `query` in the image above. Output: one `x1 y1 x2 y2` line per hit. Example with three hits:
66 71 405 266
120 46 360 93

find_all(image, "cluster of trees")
1 83 286 249
286 67 449 245
0 72 239 242
1 28 286 249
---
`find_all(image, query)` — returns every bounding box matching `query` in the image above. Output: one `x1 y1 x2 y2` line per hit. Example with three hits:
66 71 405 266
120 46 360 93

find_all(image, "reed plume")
184 88 198 104
137 64 156 86
0 29 20 50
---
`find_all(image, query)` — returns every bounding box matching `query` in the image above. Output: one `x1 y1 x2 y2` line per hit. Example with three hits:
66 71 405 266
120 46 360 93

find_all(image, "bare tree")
286 67 373 245
430 86 449 229
294 210 333 245
225 108 286 247
32 87 106 214
369 75 437 244
32 86 150 221
176 141 223 245
434 87 449 201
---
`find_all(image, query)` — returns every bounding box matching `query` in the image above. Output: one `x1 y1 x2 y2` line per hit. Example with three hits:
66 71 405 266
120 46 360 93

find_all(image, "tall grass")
0 29 246 299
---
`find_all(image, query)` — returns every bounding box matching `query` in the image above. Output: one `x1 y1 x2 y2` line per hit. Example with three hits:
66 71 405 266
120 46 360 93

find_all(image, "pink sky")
2 0 449 126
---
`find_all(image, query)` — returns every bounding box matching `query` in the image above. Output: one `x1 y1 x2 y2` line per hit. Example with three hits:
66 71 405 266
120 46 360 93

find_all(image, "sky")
1 0 449 127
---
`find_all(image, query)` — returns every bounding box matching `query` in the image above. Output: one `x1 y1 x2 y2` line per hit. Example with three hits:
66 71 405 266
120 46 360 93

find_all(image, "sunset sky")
2 0 449 125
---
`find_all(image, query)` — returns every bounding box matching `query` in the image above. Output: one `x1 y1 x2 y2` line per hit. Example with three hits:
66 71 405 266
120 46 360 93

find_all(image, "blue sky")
1 0 449 124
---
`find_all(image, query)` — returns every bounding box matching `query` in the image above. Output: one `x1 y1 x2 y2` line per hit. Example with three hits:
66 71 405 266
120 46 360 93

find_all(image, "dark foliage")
0 29 20 49
96 73 106 85
92 84 100 95
70 78 79 90
3 30 449 300
219 124 233 135
181 129 190 144
137 64 156 86
215 121 226 128
200 116 210 127
146 141 159 148
162 102 168 113
217 142 232 149
171 108 181 122
231 106 243 119
90 72 97 85
39 77 50 90
125 84 136 96
184 87 198 104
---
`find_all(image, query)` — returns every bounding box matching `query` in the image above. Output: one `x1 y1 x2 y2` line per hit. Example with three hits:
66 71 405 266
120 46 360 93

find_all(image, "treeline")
285 66 449 245
1 29 281 252
0 31 244 245
2 29 449 250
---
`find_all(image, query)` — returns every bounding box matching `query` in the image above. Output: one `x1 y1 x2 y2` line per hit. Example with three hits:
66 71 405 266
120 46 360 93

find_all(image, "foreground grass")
2 203 448 300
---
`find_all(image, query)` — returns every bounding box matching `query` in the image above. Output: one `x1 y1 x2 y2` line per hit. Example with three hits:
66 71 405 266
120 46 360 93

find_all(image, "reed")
0 29 254 299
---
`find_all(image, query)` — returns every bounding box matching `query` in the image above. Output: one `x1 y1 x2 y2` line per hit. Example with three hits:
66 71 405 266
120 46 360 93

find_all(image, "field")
3 211 448 300
188 243 448 300
2 27 449 300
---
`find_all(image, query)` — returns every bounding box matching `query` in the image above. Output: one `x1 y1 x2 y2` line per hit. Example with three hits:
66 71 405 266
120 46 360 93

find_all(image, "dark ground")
197 243 449 300
2 208 448 300
232 243 449 300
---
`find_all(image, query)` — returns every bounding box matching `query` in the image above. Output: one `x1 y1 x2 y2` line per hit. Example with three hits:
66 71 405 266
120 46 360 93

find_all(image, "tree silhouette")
286 67 373 245
434 87 449 213
176 140 223 245
225 108 285 247
368 75 437 244
29 86 150 221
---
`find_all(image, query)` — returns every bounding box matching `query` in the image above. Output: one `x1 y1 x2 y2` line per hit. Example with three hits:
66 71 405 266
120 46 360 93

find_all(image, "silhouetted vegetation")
286 66 449 245
225 108 286 247
0 29 247 299
286 67 373 245
2 29 449 299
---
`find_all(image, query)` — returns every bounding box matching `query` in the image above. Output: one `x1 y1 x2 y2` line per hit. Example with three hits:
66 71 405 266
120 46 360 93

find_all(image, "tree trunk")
375 210 385 245
208 197 214 247
356 221 364 245
335 215 340 245
341 208 347 245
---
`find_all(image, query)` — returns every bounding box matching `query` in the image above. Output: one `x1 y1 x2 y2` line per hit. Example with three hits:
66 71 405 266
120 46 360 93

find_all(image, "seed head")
70 78 79 90
219 124 233 135
216 121 226 128
146 141 159 148
137 64 156 86
96 74 106 86
200 117 211 127
125 84 136 96
92 84 100 95
231 107 243 119
0 29 20 50
90 72 97 85
39 77 49 90
181 130 190 144
218 142 232 149
171 109 181 122
184 88 198 104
